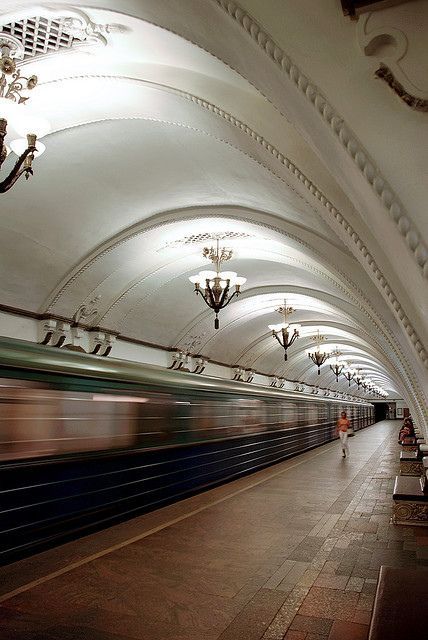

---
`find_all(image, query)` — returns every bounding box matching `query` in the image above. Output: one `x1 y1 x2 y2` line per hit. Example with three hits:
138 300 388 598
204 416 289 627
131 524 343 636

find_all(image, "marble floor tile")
289 614 333 635
327 620 369 640
298 587 359 621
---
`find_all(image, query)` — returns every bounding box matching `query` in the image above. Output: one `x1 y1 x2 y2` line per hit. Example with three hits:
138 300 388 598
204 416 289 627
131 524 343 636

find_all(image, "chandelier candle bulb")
0 44 47 193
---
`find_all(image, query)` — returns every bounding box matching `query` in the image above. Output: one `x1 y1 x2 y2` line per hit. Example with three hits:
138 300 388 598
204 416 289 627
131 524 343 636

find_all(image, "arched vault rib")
33 70 427 369
20 61 424 424
204 301 408 400
179 283 425 424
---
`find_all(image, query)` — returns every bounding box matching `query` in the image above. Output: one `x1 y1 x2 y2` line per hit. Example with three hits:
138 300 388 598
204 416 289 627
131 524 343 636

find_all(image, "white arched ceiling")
0 1 426 428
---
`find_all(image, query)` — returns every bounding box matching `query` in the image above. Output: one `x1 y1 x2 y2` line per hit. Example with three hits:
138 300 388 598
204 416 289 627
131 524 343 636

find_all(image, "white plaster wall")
111 339 169 368
0 312 38 342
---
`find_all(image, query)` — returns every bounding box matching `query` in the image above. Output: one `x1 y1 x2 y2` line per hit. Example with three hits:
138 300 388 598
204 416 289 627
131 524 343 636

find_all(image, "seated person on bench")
398 417 415 443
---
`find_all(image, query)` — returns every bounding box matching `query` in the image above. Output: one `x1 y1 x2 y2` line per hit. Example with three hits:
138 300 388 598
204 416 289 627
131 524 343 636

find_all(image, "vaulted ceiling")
0 0 427 425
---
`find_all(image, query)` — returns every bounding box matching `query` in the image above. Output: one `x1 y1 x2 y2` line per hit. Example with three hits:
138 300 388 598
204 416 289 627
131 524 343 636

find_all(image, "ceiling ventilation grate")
0 16 93 60
162 231 252 250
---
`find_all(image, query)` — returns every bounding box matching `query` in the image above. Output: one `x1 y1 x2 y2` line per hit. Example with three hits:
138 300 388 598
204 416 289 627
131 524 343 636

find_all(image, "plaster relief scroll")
357 2 428 110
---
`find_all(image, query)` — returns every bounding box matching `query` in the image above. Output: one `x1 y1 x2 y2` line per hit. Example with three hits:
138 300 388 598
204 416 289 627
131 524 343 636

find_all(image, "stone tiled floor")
0 420 427 639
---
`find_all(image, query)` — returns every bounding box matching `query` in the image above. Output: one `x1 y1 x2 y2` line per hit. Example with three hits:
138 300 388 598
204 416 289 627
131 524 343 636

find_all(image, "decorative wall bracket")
270 376 285 388
38 318 115 356
233 366 254 383
192 356 207 374
88 330 116 357
168 350 190 371
169 350 207 374
38 318 70 348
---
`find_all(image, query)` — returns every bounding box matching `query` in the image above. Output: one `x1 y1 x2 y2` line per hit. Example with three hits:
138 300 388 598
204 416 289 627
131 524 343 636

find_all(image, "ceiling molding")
38 81 427 372
213 0 428 357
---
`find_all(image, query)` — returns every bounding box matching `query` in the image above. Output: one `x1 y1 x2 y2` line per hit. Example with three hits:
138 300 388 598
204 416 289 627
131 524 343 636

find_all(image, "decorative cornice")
213 4 428 281
41 74 427 375
375 64 428 112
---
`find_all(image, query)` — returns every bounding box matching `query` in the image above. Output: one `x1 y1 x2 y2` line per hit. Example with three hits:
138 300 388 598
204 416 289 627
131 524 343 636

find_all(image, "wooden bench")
401 436 417 452
392 474 428 525
399 450 422 476
368 566 428 639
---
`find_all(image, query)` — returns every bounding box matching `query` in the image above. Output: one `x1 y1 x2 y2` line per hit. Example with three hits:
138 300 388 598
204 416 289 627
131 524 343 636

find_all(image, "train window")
230 398 266 434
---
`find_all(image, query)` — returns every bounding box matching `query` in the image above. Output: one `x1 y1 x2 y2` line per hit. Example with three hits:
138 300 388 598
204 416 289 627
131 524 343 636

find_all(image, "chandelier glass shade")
307 329 331 374
268 301 300 361
0 42 49 193
189 240 246 329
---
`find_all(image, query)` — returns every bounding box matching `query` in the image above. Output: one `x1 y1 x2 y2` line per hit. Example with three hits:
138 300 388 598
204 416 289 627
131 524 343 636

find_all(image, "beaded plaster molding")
211 1 427 363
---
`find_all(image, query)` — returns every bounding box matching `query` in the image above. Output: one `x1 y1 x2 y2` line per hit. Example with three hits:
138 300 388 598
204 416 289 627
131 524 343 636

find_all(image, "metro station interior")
0 1 427 638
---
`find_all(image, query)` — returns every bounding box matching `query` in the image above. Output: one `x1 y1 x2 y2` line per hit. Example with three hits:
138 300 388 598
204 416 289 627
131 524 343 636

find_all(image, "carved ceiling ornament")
374 65 428 112
0 5 126 63
357 7 428 111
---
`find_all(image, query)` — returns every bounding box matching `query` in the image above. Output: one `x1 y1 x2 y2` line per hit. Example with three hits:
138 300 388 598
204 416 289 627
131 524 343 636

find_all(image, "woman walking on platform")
336 411 351 458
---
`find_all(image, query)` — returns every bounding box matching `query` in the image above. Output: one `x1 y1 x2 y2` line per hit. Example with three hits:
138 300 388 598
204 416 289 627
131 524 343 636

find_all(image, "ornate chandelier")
343 366 356 387
268 301 300 361
307 329 331 374
0 39 49 193
329 347 346 382
354 368 363 389
373 386 388 398
189 239 246 329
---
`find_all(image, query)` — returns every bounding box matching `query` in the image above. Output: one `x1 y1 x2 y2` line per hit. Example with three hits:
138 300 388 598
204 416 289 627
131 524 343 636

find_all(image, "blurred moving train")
0 338 374 564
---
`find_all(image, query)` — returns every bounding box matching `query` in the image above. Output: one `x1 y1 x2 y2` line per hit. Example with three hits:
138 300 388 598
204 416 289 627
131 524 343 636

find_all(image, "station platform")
0 420 427 640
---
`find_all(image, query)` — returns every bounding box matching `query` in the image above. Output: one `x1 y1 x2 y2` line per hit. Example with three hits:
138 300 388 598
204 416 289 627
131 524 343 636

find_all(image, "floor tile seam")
261 586 310 639
308 513 334 537
0 441 343 603
217 587 290 640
